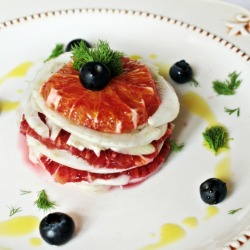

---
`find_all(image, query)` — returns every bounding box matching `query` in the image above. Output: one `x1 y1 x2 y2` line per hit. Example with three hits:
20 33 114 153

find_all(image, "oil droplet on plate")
149 232 156 238
129 55 170 79
16 89 23 94
141 224 185 250
182 91 217 126
155 62 170 79
0 62 34 85
130 54 143 61
214 155 233 192
29 237 43 247
214 155 231 183
0 216 39 236
182 216 198 229
149 54 158 60
0 101 19 112
204 206 219 220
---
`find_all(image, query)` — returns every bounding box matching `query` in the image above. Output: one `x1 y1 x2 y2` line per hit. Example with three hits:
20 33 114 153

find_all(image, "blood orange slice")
40 57 161 133
38 139 171 185
20 114 172 170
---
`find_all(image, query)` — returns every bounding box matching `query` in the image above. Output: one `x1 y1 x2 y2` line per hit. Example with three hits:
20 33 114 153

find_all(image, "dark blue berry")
80 62 111 91
39 212 75 245
200 178 227 204
169 60 193 84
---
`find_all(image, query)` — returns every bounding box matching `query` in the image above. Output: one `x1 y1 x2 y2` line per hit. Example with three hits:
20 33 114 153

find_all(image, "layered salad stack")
18 40 179 187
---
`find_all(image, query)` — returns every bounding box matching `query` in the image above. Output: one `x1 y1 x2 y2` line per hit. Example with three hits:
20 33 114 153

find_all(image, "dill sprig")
170 140 185 152
44 43 64 62
228 208 242 215
71 40 124 76
190 78 199 87
202 125 230 154
8 206 22 216
34 189 57 211
212 71 241 95
20 190 32 195
224 107 240 117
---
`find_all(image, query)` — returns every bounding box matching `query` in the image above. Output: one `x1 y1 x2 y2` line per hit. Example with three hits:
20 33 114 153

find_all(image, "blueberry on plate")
80 61 111 91
169 60 193 84
200 178 227 204
39 212 75 245
65 38 91 52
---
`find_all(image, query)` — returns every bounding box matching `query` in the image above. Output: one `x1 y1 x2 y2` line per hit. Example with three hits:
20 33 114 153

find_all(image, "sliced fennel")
33 90 167 148
26 136 146 174
143 60 179 127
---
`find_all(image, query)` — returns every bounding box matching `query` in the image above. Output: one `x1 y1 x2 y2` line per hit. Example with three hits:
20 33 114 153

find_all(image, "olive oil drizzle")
0 216 39 236
182 91 217 126
141 224 186 250
0 61 34 112
0 62 34 85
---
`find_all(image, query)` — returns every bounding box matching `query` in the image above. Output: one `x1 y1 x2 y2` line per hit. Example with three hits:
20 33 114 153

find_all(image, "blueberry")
65 39 91 52
80 61 111 91
39 212 75 245
169 60 193 84
200 178 227 204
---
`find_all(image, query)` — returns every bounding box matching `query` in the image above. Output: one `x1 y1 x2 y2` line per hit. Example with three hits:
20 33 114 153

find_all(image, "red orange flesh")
40 58 161 133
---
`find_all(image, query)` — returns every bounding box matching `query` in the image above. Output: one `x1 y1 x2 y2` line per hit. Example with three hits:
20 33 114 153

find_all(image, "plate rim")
1 7 250 64
1 7 250 250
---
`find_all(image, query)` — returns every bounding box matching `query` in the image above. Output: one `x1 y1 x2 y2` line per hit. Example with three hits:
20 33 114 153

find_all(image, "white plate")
0 5 250 250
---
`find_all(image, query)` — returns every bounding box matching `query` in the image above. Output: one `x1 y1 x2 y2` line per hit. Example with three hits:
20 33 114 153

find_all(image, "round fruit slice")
38 140 171 186
20 116 172 170
40 57 161 133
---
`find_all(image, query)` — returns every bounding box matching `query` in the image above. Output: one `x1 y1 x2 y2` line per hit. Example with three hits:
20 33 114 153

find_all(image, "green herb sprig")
170 140 185 152
228 208 242 215
212 71 241 95
20 190 32 195
190 78 199 87
202 125 231 154
8 206 22 217
44 44 64 62
224 107 240 117
34 189 57 211
71 40 124 76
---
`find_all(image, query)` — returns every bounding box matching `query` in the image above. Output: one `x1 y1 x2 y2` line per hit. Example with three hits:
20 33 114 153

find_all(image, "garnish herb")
212 71 241 95
34 189 57 211
224 107 240 117
71 40 124 76
8 206 22 216
20 190 32 195
190 78 199 87
170 140 184 152
202 125 231 154
44 44 64 62
228 208 242 215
